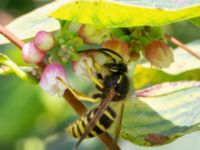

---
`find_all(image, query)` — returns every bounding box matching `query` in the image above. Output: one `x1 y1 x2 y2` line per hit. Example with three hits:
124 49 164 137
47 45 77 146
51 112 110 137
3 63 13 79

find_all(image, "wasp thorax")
104 63 127 73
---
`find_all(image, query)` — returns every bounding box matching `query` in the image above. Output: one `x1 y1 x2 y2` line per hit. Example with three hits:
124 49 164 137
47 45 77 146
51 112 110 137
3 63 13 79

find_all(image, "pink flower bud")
39 63 68 96
145 40 174 68
22 42 46 64
33 30 54 51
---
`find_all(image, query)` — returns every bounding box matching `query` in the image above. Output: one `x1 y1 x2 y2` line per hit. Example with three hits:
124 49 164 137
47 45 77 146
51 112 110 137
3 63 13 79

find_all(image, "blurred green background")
0 0 200 150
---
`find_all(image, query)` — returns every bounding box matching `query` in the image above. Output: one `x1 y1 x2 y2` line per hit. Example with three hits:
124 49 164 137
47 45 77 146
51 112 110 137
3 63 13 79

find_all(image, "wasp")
57 48 129 150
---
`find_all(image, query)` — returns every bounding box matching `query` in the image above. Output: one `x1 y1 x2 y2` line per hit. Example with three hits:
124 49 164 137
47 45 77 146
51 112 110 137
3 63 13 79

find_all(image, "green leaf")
0 77 44 144
50 0 200 27
134 40 200 89
1 0 200 45
121 81 200 146
0 53 36 83
134 65 200 89
190 17 200 27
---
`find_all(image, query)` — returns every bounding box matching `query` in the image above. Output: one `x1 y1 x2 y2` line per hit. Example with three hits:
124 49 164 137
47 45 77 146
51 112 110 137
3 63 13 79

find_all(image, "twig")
0 24 45 70
0 24 24 49
165 33 200 60
0 24 119 150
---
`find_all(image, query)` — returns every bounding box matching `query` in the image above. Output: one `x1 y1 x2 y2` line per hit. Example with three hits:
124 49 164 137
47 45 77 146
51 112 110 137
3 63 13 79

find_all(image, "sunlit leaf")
134 65 200 90
190 17 200 27
50 0 200 28
121 81 200 146
1 0 200 45
134 40 200 89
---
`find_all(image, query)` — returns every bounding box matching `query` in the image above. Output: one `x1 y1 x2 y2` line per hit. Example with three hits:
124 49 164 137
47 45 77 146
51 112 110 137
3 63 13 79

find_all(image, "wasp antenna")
77 48 124 62
97 48 123 61
77 49 117 62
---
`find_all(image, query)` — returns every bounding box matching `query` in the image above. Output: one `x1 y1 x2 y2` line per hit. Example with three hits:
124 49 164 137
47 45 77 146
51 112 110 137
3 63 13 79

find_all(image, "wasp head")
104 62 127 73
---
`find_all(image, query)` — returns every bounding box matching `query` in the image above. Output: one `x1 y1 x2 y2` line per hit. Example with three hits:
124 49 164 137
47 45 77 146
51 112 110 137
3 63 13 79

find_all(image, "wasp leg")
56 77 99 103
67 85 99 103
83 60 104 89
96 72 103 80
92 93 103 99
95 84 104 91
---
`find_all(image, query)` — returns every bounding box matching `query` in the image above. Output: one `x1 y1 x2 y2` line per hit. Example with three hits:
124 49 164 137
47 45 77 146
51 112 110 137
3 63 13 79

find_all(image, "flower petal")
39 63 68 96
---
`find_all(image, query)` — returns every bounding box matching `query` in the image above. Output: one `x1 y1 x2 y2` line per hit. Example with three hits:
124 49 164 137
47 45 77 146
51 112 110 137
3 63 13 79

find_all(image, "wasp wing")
74 88 117 149
111 100 125 150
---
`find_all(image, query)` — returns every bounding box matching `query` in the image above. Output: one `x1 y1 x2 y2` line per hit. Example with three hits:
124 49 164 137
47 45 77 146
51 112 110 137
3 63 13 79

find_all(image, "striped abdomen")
67 106 116 139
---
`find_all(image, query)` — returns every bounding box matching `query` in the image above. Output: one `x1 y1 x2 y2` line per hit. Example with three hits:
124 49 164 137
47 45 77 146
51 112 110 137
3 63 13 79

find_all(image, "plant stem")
165 33 200 60
0 24 46 70
0 24 119 150
0 24 24 49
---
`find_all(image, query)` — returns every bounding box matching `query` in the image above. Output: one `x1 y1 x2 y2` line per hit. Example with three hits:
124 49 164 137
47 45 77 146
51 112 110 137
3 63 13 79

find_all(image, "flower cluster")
77 25 174 67
22 24 175 97
22 30 68 96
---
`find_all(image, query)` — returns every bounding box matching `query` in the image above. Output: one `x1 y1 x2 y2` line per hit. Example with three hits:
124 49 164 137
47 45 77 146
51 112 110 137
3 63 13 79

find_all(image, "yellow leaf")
50 0 200 27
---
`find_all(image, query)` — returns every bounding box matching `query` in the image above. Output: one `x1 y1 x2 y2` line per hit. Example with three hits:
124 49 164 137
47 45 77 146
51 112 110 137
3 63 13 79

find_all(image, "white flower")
72 52 107 79
39 63 68 96
72 53 94 78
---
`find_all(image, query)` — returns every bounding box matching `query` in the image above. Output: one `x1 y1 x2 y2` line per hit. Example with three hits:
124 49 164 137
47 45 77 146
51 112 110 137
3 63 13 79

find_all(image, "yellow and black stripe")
67 106 116 139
